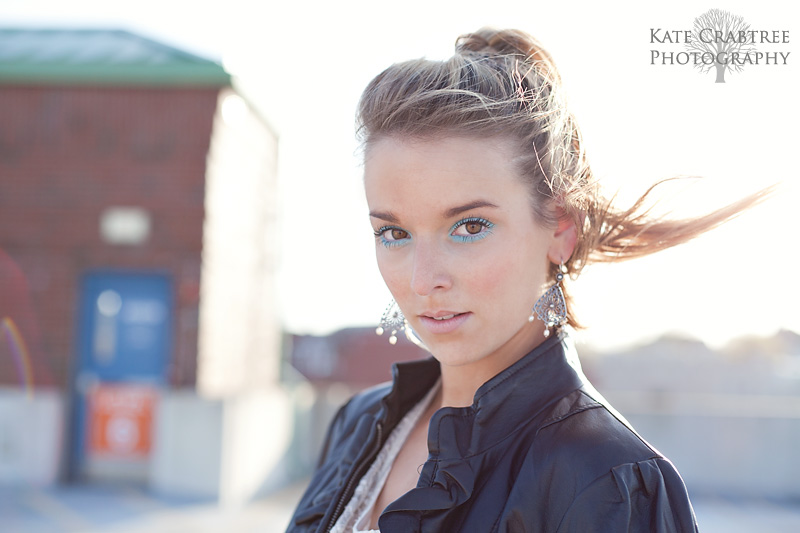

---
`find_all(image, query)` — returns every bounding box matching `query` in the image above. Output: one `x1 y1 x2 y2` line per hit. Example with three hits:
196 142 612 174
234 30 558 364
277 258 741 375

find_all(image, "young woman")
287 27 763 532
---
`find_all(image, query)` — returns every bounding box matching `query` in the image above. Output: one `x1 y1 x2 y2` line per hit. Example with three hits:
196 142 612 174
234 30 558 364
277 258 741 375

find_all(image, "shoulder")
318 380 392 462
287 381 394 531
343 380 393 420
534 387 660 477
554 456 698 532
519 388 698 532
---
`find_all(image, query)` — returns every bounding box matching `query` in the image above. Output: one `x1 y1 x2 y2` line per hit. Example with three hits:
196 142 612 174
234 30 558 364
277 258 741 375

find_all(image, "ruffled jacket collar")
379 330 587 525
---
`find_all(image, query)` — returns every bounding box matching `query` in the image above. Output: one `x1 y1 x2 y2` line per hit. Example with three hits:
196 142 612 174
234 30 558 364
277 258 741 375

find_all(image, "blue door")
70 271 172 481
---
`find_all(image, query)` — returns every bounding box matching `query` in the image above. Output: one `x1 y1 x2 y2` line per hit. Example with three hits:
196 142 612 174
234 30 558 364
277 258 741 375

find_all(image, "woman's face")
365 135 571 371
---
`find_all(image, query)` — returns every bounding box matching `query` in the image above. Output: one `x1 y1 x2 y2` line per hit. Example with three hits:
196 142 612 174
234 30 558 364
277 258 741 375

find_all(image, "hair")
356 27 769 329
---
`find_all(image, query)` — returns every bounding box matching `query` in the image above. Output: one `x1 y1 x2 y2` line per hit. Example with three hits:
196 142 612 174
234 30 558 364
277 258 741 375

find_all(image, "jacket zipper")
323 421 384 532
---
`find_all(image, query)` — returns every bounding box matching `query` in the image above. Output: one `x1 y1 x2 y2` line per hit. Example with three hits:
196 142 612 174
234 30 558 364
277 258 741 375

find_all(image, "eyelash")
374 225 410 248
450 217 494 242
373 217 495 248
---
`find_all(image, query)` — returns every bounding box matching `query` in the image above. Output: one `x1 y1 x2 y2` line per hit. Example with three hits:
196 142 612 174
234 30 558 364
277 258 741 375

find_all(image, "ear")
547 208 578 265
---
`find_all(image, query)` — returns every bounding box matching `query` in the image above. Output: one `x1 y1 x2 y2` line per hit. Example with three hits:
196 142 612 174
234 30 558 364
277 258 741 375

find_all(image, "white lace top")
329 380 440 533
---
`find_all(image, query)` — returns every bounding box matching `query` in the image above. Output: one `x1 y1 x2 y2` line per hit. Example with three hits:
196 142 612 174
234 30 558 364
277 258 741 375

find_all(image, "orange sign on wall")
88 384 157 457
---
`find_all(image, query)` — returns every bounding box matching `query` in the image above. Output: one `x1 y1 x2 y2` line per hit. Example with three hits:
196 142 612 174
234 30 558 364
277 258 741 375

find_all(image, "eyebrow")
443 200 499 218
368 210 400 223
369 200 499 223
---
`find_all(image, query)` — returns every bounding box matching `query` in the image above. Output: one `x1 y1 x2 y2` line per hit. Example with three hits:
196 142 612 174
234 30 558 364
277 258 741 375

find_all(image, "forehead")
364 135 527 205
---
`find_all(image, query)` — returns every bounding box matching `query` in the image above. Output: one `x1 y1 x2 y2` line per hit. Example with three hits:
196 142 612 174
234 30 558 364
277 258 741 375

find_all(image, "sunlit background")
2 0 796 350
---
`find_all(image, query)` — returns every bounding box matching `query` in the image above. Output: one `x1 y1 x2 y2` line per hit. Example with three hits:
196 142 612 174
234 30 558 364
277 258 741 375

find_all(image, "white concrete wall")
198 88 280 398
149 386 293 504
605 390 800 499
150 87 285 505
149 389 224 499
0 387 62 485
219 388 293 505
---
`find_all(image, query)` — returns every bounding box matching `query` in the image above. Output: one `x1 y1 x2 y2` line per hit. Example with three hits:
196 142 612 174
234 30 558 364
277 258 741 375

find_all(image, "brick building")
0 29 282 502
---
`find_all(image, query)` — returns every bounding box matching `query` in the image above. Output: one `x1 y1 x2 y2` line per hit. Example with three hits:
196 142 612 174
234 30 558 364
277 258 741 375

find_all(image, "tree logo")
649 10 790 83
684 9 757 83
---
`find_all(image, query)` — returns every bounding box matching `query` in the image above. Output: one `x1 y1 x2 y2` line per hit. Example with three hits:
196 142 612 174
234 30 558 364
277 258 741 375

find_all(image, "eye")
374 226 411 248
450 217 494 242
388 228 409 241
463 221 483 234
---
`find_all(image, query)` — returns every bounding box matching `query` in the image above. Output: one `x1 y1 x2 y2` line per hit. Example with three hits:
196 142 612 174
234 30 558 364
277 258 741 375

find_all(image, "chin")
427 344 488 368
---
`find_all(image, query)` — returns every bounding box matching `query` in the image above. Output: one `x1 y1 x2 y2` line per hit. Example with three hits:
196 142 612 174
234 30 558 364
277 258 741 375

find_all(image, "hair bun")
456 28 537 57
455 28 557 75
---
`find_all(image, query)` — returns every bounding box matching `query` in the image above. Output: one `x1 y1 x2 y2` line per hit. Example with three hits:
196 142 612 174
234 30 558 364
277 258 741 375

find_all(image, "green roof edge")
0 63 231 87
0 28 232 87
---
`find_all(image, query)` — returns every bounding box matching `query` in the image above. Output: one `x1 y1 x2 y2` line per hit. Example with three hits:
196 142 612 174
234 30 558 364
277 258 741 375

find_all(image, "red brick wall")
0 85 220 389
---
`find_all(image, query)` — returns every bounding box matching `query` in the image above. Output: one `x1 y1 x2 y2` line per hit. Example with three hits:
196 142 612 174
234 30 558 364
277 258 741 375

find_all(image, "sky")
2 0 798 350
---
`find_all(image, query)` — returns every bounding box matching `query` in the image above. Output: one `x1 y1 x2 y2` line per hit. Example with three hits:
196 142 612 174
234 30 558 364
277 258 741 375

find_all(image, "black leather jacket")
287 332 699 532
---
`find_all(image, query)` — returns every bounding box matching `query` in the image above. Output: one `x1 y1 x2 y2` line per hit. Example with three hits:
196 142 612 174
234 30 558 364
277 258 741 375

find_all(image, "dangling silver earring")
529 262 568 337
376 299 407 345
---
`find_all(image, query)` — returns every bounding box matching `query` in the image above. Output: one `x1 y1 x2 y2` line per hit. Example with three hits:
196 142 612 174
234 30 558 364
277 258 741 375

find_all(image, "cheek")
468 236 548 306
376 249 408 295
466 252 528 305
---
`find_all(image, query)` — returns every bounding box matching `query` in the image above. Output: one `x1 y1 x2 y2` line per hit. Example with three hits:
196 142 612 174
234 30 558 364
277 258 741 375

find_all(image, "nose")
410 240 452 296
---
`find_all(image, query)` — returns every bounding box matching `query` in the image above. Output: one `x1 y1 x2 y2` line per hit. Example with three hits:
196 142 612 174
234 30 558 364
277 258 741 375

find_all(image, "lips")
423 311 464 319
418 311 471 334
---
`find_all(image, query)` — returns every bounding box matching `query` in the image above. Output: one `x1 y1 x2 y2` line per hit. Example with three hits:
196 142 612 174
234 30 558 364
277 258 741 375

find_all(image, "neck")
436 321 547 408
